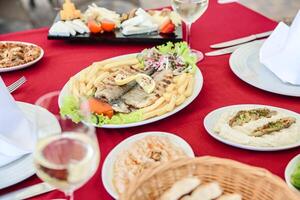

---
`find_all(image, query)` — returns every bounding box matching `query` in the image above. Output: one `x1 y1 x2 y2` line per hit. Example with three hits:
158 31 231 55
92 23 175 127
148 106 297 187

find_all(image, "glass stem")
186 23 192 47
65 191 74 200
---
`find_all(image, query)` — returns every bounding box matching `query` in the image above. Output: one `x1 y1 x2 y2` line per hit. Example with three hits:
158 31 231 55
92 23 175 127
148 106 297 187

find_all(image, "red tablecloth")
0 0 299 199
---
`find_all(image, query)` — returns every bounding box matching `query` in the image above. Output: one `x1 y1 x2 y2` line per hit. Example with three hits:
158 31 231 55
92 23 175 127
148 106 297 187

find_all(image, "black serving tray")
47 15 183 44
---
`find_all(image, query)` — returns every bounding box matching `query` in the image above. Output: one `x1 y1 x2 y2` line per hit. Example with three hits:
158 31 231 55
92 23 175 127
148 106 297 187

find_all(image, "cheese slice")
49 21 71 36
122 25 157 35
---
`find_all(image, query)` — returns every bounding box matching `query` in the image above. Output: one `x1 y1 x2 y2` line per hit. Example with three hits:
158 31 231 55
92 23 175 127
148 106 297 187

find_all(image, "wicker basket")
121 156 299 200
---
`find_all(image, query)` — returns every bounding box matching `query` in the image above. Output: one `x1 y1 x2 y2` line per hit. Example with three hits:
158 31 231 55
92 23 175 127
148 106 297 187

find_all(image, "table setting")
0 0 300 199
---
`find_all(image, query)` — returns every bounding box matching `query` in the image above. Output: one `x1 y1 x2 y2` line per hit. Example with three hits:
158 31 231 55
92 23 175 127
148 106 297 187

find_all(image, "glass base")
191 49 204 62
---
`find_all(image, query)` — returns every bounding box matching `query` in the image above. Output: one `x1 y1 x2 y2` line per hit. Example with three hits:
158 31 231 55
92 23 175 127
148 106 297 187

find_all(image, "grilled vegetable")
252 117 296 136
229 108 277 127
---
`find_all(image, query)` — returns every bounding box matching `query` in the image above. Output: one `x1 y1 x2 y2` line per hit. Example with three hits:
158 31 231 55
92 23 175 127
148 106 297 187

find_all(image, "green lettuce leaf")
60 96 82 123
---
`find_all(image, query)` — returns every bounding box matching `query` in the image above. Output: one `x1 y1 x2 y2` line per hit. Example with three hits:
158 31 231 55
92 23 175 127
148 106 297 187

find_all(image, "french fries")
142 72 196 120
103 58 139 70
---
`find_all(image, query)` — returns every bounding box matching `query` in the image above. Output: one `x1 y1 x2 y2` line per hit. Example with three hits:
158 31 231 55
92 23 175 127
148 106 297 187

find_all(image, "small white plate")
204 104 300 151
229 40 300 97
0 41 44 73
101 131 195 199
285 154 300 194
58 53 203 128
0 102 60 189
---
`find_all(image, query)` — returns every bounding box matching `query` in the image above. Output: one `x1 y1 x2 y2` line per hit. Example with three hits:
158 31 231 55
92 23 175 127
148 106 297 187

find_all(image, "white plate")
0 41 44 73
285 154 300 194
58 53 203 128
0 102 60 189
204 104 300 151
101 131 195 199
229 40 300 97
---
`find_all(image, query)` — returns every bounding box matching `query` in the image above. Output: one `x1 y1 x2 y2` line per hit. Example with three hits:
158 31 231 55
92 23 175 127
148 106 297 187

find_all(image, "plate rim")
101 131 195 199
0 41 44 73
285 154 300 193
0 101 59 189
203 104 300 151
229 40 300 97
58 53 203 128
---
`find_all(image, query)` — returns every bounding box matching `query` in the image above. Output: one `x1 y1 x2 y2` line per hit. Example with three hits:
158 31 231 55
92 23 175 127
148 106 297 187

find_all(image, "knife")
0 183 55 200
205 43 247 56
210 30 272 49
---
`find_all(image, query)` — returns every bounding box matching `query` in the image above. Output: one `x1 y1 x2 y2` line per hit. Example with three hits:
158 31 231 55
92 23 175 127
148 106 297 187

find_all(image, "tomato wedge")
88 98 114 118
160 19 175 34
87 20 103 34
101 19 116 32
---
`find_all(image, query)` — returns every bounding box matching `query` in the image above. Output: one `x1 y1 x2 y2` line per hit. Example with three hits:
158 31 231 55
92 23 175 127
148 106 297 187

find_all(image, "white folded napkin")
260 10 300 85
0 77 37 167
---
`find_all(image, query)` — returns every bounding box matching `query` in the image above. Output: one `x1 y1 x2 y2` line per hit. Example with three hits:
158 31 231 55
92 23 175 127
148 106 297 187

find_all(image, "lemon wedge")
114 73 156 93
115 74 137 85
136 74 156 94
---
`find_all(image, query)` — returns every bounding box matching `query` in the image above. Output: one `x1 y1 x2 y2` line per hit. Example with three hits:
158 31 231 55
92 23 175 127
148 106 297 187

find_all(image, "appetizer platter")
101 131 194 199
59 42 203 128
121 156 299 200
48 0 182 43
204 104 300 151
0 41 44 72
285 154 300 194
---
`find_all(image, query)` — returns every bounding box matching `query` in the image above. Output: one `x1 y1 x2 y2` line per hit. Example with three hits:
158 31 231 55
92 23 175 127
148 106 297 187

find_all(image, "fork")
7 76 27 93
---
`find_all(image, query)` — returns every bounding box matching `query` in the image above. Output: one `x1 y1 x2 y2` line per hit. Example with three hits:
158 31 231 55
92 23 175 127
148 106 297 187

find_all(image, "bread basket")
121 156 299 200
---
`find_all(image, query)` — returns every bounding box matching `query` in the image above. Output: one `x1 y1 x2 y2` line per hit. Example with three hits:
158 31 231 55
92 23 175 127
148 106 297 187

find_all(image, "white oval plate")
0 41 44 73
101 131 195 199
229 40 300 97
285 154 300 194
204 104 300 151
0 102 60 189
58 53 203 128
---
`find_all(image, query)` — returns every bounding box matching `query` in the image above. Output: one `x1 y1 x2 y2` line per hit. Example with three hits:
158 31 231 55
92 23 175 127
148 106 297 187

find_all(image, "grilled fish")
229 108 277 127
122 69 173 108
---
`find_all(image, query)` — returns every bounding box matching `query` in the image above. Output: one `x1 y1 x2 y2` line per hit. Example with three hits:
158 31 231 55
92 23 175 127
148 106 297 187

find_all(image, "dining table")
0 0 299 199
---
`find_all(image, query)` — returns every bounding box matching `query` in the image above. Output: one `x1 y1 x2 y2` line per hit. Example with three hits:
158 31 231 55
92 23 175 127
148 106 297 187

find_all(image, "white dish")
101 131 195 199
285 154 300 194
0 102 60 189
204 104 300 151
0 41 44 73
58 53 203 128
229 40 300 97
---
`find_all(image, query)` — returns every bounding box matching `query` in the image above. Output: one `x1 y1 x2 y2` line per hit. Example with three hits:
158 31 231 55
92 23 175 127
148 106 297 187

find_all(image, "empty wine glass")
34 91 100 200
171 0 209 61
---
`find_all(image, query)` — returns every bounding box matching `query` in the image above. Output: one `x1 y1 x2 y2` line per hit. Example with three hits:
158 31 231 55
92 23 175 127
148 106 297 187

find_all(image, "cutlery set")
205 30 272 56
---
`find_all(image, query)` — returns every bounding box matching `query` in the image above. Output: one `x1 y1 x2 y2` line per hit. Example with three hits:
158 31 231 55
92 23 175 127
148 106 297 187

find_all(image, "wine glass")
34 91 100 200
171 0 209 61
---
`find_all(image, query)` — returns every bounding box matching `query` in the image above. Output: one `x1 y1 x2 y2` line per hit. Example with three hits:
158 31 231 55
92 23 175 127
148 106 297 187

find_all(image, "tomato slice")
87 20 102 34
160 19 175 34
88 98 114 117
101 19 116 32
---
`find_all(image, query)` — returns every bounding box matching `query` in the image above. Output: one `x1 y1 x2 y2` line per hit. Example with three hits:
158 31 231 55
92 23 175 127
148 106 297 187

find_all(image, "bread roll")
160 177 201 200
216 194 242 200
185 182 223 200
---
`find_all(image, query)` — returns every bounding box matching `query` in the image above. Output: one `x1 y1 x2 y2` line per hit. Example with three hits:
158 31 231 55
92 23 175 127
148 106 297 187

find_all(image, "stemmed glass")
171 0 209 61
34 91 100 200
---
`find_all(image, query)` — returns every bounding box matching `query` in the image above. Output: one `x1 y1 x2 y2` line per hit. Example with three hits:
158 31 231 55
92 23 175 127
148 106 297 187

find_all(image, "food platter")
58 43 203 128
101 131 195 199
47 2 183 43
0 41 44 73
48 15 183 43
204 104 300 151
229 40 300 97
